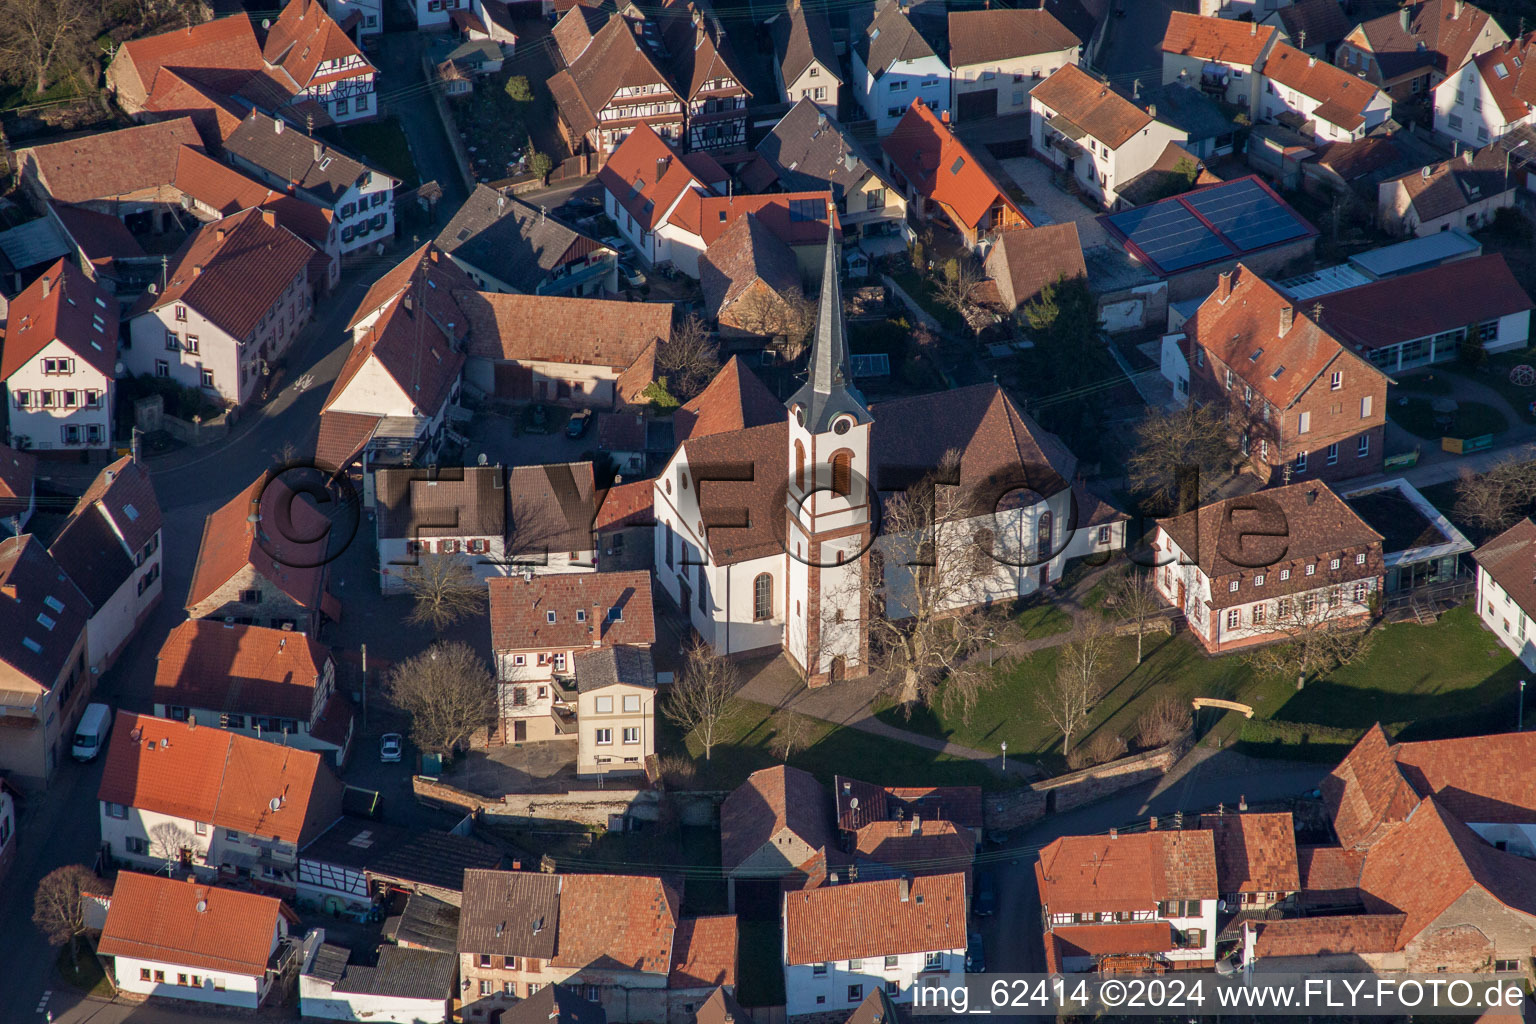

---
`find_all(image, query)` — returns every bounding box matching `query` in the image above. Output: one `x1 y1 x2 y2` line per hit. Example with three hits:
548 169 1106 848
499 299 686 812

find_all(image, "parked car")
566 408 593 438
974 870 996 916
619 261 646 288
966 930 985 973
380 733 403 763
599 235 628 253
72 703 113 762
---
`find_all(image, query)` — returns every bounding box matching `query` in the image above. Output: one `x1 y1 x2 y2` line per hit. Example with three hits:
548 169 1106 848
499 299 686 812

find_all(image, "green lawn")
1013 599 1073 640
1393 369 1455 396
1388 396 1508 440
872 605 1524 773
321 117 420 189
56 944 112 997
1436 349 1536 424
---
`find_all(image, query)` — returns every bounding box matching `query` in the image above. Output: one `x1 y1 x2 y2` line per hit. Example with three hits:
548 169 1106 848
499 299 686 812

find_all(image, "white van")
72 703 113 762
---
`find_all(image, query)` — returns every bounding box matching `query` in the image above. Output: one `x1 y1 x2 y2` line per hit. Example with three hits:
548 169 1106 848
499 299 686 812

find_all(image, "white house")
596 122 723 271
1031 65 1187 208
99 871 297 1010
124 208 315 407
2 260 118 454
1434 33 1536 150
1036 830 1220 971
325 0 383 36
770 0 841 114
375 465 507 593
299 931 455 1023
572 645 656 777
1259 42 1392 143
851 0 951 135
263 0 379 124
1474 517 1536 670
781 875 968 1016
98 712 344 886
47 457 163 677
948 8 1081 121
1161 12 1279 108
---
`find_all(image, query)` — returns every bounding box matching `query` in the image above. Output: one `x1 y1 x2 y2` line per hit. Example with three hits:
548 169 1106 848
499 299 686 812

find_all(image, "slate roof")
553 873 679 974
1474 517 1536 618
699 212 801 319
375 465 504 540
185 471 331 611
881 99 1026 229
668 915 737 988
772 2 840 87
1198 812 1300 894
224 110 392 205
721 765 833 871
1031 63 1152 149
857 0 938 75
1160 11 1276 66
1264 43 1384 131
1352 0 1501 81
572 644 655 692
386 892 461 952
0 534 91 687
455 290 672 367
1319 254 1533 351
98 710 341 844
331 946 457 999
754 101 885 201
19 117 203 204
783 873 967 963
437 184 601 293
507 462 596 561
459 869 562 957
99 872 286 977
948 8 1080 67
985 222 1086 311
1273 0 1351 51
1035 831 1218 913
488 571 655 651
369 831 506 893
674 355 782 441
153 620 330 720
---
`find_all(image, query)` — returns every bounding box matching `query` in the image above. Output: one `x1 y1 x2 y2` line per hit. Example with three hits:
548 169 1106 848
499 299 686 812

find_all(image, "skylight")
123 504 139 522
1270 366 1285 379
1496 64 1510 79
22 637 41 654
37 613 55 630
1249 348 1263 361
950 156 966 175
43 595 65 613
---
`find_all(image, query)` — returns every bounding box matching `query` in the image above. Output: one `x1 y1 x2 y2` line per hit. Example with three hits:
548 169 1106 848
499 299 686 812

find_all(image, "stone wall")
411 776 726 828
982 731 1193 831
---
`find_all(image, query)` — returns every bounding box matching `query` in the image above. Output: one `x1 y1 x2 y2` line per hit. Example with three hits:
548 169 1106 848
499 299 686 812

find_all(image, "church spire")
788 216 871 433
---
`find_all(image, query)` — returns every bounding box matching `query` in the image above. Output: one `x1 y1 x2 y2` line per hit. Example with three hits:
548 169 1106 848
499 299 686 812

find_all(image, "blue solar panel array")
1105 178 1311 275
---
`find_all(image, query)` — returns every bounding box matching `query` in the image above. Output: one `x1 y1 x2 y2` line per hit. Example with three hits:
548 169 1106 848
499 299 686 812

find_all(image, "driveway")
375 31 469 210
997 156 1111 248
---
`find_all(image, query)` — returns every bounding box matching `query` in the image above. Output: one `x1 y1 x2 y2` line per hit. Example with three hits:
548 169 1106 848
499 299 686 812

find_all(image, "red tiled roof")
668 915 737 988
347 243 468 330
1297 844 1364 902
1035 831 1218 913
98 711 340 843
52 204 147 266
1263 43 1383 131
185 472 330 611
1353 0 1501 82
1161 11 1276 65
1253 913 1404 957
116 15 267 101
99 872 285 977
1051 921 1174 958
597 122 705 233
984 222 1086 311
949 8 1080 68
20 118 203 203
884 786 984 830
142 66 247 147
1471 34 1536 123
614 337 659 406
65 455 162 554
153 619 330 721
675 355 783 441
553 873 678 974
314 412 380 473
881 99 1027 228
133 208 315 342
594 479 655 531
1319 254 1533 352
455 290 671 368
1028 64 1151 148
325 286 466 421
173 145 271 216
854 819 975 890
1322 724 1421 851
679 191 842 248
263 0 372 90
699 212 802 319
1390 729 1536 826
721 765 833 871
0 258 119 380
1198 812 1300 894
487 571 654 651
784 874 968 963
674 420 789 565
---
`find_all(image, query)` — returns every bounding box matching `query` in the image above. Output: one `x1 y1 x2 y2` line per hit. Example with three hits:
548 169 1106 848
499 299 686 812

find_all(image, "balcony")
538 256 615 297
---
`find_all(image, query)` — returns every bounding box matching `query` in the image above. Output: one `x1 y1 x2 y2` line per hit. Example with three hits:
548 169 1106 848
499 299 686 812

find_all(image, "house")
833 777 984 844
699 213 803 336
948 8 1081 121
782 874 968 1014
224 111 397 255
674 355 783 443
327 0 383 38
1200 811 1301 909
720 765 833 909
436 184 617 296
185 471 340 634
433 38 504 95
98 711 344 885
1152 480 1385 653
851 0 951 136
298 933 456 1023
106 15 269 119
2 260 119 454
1342 478 1473 599
455 290 670 405
655 227 1122 678
597 122 720 269
506 462 597 574
1261 0 1354 59
547 0 749 155
594 479 655 573
749 101 908 244
1317 254 1533 372
1300 134 1420 200
1260 43 1392 144
99 872 300 1009
262 0 378 123
347 827 508 908
1174 263 1388 482
770 0 841 114
375 465 506 593
984 222 1087 311
1338 0 1508 103
668 918 737 1024
124 208 314 407
681 192 842 280
1434 34 1536 149
151 620 353 765
0 534 92 787
0 444 37 533
1137 84 1239 160
1036 829 1219 971
1030 65 1188 209
47 457 163 676
881 98 1030 248
319 245 471 484
485 570 653 745
1379 143 1520 236
852 818 975 891
1474 517 1536 669
573 645 656 776
412 0 516 38
1160 13 1279 108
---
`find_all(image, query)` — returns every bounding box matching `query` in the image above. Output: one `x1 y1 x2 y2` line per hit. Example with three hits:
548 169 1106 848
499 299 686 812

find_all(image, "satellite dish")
262 17 271 28
195 899 208 913
478 453 488 466
269 797 283 812
1218 899 1227 912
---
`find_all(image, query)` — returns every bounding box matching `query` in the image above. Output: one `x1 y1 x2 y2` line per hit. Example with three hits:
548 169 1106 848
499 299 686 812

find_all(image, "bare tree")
1135 694 1191 749
148 821 197 874
656 313 720 402
398 553 487 633
860 451 1012 720
1243 589 1375 690
33 864 96 958
384 642 497 753
1036 620 1114 756
0 0 98 94
1127 404 1240 514
1454 452 1536 533
934 256 985 316
1105 567 1164 664
662 641 742 761
770 708 814 762
730 288 815 360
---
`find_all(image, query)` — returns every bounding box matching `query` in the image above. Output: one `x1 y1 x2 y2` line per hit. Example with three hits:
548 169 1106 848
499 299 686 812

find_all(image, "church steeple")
787 218 872 434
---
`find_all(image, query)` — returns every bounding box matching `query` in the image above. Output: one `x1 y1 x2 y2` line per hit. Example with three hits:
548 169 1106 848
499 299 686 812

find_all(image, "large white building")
1434 33 1536 150
851 0 951 135
948 8 1081 121
1474 517 1536 670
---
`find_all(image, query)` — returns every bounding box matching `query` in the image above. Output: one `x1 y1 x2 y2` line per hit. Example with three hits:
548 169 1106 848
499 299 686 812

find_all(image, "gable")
326 352 414 417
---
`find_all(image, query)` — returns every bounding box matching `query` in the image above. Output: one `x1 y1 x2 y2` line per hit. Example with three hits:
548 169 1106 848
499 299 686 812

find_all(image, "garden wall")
982 730 1193 830
412 776 726 829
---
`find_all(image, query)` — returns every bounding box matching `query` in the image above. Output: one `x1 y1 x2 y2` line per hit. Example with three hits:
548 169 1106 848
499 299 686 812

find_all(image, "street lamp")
1521 679 1527 731
1001 741 1008 773
1507 138 1531 189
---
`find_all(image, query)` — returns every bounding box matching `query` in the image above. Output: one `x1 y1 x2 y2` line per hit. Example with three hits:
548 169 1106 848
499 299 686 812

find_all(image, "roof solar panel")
1107 204 1229 273
1183 179 1308 252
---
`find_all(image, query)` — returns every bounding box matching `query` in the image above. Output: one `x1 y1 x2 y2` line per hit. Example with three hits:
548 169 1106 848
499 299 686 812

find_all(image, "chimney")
940 109 951 125
216 227 227 242
1308 55 1316 67
1147 102 1157 119
188 714 196 730
898 877 910 902
1400 7 1410 32
1216 269 1234 302
1463 148 1475 165
1279 304 1294 334
313 141 323 162
911 814 921 835
1250 19 1256 35
1109 827 1118 839
192 264 203 278
1455 0 1464 17
1149 816 1158 830
1239 794 1248 811
656 156 669 180
41 274 51 298
261 208 277 228
274 117 285 134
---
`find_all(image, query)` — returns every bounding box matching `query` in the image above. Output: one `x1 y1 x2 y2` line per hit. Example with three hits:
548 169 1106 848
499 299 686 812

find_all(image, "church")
652 224 1125 685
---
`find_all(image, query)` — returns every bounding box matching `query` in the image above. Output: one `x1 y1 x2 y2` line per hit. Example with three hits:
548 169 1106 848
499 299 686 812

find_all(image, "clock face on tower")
833 416 852 435
792 403 806 427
